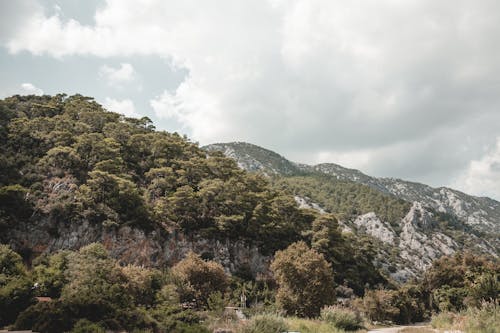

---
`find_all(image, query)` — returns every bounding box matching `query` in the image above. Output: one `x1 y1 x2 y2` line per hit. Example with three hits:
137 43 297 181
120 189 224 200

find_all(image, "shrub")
286 317 342 333
0 276 35 326
271 241 335 317
14 301 73 333
171 252 228 309
358 289 399 323
433 285 468 312
431 304 500 333
240 313 288 333
70 319 106 333
431 311 460 330
320 305 363 330
207 291 226 314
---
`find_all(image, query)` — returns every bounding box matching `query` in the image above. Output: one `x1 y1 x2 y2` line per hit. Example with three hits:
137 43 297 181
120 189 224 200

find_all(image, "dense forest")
0 95 498 332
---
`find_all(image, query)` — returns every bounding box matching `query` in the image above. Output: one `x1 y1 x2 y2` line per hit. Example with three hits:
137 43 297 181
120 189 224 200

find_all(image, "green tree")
171 252 228 308
359 289 399 323
0 245 35 326
60 243 132 322
270 241 335 317
77 170 150 227
32 250 71 298
309 213 344 266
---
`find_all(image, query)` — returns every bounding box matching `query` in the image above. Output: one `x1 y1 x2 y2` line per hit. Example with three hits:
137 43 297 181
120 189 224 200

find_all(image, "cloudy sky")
1 0 500 200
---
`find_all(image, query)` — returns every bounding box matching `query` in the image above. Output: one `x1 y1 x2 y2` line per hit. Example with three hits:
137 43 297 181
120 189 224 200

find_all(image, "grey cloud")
2 0 500 198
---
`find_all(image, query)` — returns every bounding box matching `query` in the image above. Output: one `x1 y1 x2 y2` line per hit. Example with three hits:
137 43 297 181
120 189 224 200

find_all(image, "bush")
207 291 226 314
271 241 335 317
14 301 73 333
320 305 363 330
240 313 288 333
171 252 228 309
431 304 500 333
70 319 106 333
358 289 399 323
433 285 467 312
463 304 500 333
286 317 343 333
0 276 35 326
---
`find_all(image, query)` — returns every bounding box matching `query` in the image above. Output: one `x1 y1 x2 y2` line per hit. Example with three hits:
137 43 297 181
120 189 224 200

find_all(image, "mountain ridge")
204 141 499 281
204 142 500 232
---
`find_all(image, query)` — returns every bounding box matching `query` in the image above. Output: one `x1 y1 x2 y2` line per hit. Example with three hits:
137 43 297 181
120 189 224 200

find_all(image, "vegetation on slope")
271 174 411 228
0 94 314 253
1 95 498 332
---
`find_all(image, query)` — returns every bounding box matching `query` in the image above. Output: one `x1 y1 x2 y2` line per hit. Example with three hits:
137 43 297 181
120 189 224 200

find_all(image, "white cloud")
99 63 135 87
453 138 500 199
103 97 140 118
3 1 500 198
20 82 43 95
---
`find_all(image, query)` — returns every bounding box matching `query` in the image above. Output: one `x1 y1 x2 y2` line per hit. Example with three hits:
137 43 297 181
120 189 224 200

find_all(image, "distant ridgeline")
204 142 500 280
1 94 387 294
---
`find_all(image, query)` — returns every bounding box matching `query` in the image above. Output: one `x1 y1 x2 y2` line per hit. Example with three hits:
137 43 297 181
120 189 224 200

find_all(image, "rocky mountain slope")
204 142 499 281
2 95 386 292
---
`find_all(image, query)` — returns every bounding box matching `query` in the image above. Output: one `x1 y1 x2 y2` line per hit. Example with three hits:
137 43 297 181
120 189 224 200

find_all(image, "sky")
1 0 500 200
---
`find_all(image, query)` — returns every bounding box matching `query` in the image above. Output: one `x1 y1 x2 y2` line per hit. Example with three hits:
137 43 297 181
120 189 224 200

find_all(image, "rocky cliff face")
203 142 500 281
4 217 271 278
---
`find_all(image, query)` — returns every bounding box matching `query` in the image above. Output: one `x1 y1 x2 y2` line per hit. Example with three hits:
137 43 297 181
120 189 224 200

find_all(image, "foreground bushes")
271 241 335 317
0 245 35 326
8 244 212 333
239 314 288 333
431 303 500 333
320 305 363 330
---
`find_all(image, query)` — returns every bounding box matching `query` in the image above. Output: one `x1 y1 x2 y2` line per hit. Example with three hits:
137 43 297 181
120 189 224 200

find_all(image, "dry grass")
286 316 366 333
399 327 435 333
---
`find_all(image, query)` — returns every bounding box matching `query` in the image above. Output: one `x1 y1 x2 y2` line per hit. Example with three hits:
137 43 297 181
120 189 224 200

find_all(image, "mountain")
205 142 303 176
204 142 499 281
1 94 497 289
0 95 389 294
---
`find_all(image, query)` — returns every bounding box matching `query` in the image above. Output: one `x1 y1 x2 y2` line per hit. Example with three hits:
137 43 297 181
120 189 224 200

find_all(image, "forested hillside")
0 94 397 331
0 94 315 253
205 142 499 281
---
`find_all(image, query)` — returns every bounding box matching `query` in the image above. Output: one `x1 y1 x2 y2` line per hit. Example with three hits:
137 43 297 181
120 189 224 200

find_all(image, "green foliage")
240 313 288 333
433 285 468 312
0 244 27 277
32 250 71 298
228 279 276 309
13 244 209 332
207 291 226 314
392 284 427 324
59 243 133 322
171 251 228 309
468 272 499 306
320 305 364 330
309 214 344 264
0 245 35 326
121 264 163 306
0 185 31 230
148 304 209 333
69 319 106 333
271 174 410 227
0 94 311 253
430 311 455 329
271 241 335 317
431 303 500 333
77 170 150 227
14 301 73 333
285 316 344 333
305 214 387 294
0 276 35 326
357 289 400 323
422 252 500 311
